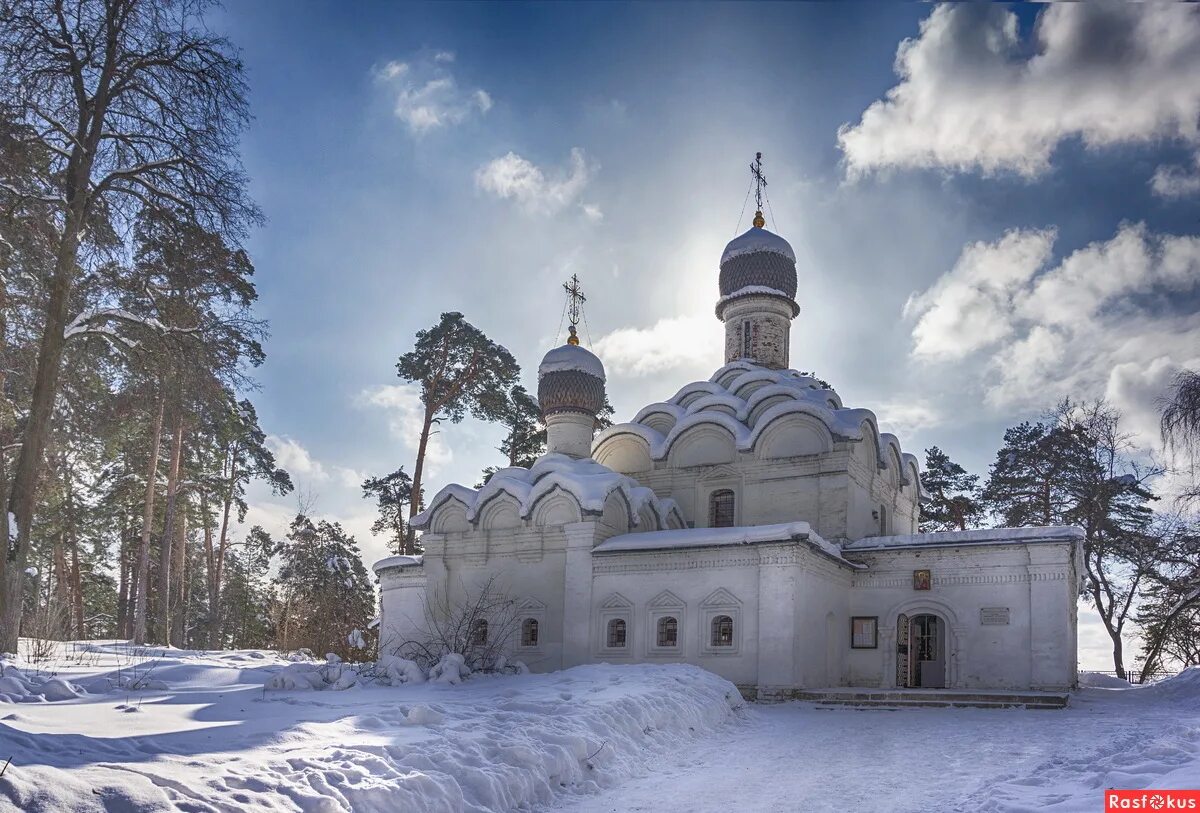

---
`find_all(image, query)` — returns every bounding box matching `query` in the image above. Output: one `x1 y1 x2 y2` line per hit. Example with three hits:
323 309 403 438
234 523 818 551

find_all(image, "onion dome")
537 326 606 418
717 219 799 317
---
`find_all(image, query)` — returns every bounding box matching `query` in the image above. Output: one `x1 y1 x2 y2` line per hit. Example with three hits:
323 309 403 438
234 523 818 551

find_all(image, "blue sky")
213 3 1200 669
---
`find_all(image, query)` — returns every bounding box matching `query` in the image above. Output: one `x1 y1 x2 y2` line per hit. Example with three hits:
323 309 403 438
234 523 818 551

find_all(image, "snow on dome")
538 343 605 382
720 226 796 267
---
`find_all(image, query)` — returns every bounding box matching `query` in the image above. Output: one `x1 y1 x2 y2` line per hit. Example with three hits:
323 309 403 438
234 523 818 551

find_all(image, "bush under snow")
0 660 86 702
265 649 530 692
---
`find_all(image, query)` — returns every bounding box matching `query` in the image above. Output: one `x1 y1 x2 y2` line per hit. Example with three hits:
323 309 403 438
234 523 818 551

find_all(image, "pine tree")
982 401 1161 679
361 469 414 556
396 312 519 552
918 447 983 532
274 515 374 660
0 0 260 651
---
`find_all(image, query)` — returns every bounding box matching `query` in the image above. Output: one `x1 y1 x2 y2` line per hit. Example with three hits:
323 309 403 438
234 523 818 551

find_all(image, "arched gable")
601 490 633 531
429 497 471 533
665 421 738 468
592 433 654 475
476 493 522 530
528 486 582 526
753 412 835 460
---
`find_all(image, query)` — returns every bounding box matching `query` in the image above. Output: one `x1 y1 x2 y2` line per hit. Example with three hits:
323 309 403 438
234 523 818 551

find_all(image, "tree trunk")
1 205 87 653
406 408 435 555
133 394 166 645
52 536 71 638
201 490 218 648
170 509 187 648
157 415 185 645
213 452 237 624
69 531 84 638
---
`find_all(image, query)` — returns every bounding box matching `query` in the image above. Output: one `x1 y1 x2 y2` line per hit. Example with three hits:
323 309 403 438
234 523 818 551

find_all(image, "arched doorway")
896 612 947 688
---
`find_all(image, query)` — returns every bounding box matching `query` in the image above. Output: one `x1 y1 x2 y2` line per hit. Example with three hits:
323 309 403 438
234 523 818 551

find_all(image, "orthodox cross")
751 151 767 228
563 274 586 345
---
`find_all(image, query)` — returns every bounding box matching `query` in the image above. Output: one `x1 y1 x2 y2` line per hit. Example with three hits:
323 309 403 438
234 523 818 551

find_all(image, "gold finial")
567 325 580 346
753 210 765 228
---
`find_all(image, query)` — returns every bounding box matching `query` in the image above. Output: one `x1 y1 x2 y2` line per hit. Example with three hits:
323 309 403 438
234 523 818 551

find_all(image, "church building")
375 165 1083 700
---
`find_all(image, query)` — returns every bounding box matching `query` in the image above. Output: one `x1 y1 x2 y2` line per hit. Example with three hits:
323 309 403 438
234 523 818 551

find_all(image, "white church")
375 184 1084 701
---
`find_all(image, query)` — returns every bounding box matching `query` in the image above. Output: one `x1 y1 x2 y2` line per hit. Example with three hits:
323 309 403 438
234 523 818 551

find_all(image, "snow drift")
0 644 744 813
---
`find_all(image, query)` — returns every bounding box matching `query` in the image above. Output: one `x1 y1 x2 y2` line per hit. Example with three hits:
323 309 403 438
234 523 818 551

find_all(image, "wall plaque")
980 607 1010 625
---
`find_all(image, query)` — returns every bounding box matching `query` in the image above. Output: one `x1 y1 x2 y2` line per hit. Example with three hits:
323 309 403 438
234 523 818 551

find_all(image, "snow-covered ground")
555 671 1200 813
0 643 1196 813
0 643 742 812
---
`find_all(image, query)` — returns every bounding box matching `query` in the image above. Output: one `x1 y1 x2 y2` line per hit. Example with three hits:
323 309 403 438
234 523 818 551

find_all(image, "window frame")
519 617 540 649
708 488 736 529
700 607 741 655
606 617 628 649
648 613 681 653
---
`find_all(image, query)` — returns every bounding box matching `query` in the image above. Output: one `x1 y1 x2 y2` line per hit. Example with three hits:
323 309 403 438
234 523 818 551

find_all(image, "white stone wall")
843 539 1082 691
377 462 1079 697
611 443 917 543
589 541 853 694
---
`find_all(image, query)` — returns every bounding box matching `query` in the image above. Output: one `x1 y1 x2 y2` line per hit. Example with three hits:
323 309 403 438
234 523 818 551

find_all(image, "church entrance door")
911 614 945 688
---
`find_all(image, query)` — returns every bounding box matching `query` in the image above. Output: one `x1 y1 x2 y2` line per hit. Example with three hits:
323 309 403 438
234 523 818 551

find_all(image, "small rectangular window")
742 319 752 358
607 618 627 648
709 489 735 528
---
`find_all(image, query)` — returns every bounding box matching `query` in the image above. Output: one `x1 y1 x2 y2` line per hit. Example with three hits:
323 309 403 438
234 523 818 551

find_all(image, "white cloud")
1151 152 1200 198
265 435 364 491
593 314 723 378
839 4 1200 181
475 148 595 216
266 435 327 481
580 202 604 222
374 52 491 134
871 399 945 437
356 384 452 475
904 228 1056 361
906 224 1200 445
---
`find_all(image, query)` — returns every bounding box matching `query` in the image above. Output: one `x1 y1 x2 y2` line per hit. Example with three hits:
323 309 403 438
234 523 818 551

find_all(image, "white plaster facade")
375 220 1084 698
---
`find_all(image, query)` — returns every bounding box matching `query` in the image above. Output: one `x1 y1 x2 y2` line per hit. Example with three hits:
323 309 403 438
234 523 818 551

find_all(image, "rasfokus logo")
1106 790 1200 810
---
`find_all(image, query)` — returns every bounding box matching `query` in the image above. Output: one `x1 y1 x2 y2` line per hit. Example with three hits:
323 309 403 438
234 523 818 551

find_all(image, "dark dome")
537 344 606 417
718 226 798 300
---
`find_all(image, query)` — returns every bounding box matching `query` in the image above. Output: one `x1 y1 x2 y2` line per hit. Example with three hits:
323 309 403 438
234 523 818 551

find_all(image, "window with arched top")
521 618 539 647
657 616 678 648
709 489 735 528
711 615 734 647
471 619 488 646
607 618 627 648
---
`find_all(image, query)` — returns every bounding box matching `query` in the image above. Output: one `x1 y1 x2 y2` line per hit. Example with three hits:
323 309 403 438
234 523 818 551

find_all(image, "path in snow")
548 676 1200 813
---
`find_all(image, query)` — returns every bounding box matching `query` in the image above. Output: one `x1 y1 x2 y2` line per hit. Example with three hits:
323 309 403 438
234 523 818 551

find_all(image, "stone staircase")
788 687 1070 710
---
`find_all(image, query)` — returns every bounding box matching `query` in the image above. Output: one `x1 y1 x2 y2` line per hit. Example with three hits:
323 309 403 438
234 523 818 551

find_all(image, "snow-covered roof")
593 361 922 490
594 521 862 568
411 453 683 531
842 526 1084 552
538 344 605 382
372 554 423 573
720 226 796 266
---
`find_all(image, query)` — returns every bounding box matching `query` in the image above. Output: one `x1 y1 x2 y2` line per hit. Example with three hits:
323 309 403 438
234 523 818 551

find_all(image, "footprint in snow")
559 692 573 701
